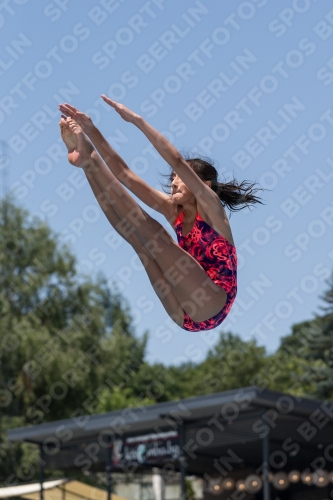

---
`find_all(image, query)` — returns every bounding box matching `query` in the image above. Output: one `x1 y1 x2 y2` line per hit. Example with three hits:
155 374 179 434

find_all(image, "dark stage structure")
8 386 333 500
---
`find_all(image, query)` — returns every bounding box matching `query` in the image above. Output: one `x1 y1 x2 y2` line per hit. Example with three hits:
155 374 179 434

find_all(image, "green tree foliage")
192 332 267 395
276 273 333 399
311 272 333 398
185 478 196 500
270 319 323 396
0 197 148 482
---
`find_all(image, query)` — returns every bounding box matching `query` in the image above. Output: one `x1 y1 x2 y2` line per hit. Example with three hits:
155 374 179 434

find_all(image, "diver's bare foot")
59 117 94 167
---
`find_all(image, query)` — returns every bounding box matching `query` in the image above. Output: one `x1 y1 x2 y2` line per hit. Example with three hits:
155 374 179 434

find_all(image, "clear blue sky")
2 0 333 365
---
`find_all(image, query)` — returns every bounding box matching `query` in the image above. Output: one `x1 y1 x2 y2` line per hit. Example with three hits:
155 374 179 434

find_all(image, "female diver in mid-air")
58 97 262 332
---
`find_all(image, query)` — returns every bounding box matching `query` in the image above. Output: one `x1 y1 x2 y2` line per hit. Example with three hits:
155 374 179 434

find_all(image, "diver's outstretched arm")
100 96 220 210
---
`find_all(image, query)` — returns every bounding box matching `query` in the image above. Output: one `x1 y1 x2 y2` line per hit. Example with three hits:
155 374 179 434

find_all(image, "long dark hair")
165 156 263 212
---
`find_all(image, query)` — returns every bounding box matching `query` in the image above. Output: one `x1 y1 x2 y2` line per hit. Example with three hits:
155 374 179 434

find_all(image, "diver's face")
171 173 195 204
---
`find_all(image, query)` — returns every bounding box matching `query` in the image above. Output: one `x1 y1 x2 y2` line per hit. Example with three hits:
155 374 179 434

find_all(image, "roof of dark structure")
8 386 333 474
8 386 326 444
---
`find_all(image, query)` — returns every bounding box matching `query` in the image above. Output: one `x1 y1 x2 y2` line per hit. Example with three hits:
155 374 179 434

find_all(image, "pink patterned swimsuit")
174 211 237 332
